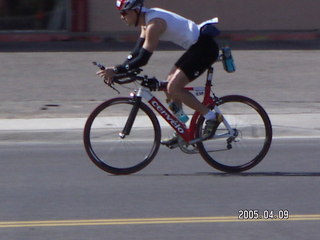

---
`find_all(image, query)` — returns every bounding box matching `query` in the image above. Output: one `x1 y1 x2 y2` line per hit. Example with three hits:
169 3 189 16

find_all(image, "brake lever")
109 84 120 94
102 77 120 94
93 62 120 94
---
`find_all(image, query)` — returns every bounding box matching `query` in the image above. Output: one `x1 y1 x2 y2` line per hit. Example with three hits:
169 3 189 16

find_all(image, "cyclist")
97 0 222 148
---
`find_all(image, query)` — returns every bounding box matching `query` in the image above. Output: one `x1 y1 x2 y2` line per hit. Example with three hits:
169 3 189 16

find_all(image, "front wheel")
196 95 272 173
83 97 161 175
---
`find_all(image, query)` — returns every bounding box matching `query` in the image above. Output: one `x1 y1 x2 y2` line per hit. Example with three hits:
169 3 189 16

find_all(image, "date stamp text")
238 209 289 220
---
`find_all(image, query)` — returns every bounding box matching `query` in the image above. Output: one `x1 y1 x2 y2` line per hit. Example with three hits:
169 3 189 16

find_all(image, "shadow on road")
203 172 320 177
124 172 320 177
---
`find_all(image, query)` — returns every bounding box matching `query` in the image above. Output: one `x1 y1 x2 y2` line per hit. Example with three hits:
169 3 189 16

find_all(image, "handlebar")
114 69 144 84
93 61 165 92
93 61 143 85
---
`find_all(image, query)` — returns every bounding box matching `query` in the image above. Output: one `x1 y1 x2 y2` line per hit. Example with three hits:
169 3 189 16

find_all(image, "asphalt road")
0 138 320 240
0 42 320 239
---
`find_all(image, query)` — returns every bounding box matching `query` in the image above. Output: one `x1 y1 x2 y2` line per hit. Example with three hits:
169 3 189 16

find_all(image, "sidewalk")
1 45 319 143
0 113 319 144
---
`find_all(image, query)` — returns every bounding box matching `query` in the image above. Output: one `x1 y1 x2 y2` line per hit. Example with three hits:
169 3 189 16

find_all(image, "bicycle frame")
86 58 273 175
125 67 223 144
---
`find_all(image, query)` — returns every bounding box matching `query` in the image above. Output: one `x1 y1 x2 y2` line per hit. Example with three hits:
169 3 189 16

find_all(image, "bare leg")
161 67 219 147
164 66 179 105
166 67 210 115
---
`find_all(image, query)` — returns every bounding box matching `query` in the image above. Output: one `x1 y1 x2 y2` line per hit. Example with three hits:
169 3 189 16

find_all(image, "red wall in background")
71 0 88 32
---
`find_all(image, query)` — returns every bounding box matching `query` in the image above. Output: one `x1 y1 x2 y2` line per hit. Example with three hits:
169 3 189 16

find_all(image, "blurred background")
0 0 67 31
0 0 319 43
0 4 319 235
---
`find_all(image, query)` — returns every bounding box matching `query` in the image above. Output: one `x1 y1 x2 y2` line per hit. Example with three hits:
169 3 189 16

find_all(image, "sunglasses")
120 10 128 16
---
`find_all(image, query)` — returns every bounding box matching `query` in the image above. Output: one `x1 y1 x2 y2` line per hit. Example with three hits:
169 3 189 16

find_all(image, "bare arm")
142 18 166 53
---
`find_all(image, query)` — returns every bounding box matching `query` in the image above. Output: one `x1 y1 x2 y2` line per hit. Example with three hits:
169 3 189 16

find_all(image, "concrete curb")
0 113 319 140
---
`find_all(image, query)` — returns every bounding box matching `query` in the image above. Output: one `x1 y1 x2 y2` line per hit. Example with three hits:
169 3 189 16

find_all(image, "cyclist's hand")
96 67 115 86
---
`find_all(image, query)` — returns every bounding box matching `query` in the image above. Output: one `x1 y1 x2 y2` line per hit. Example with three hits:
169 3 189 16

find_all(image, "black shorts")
175 34 219 81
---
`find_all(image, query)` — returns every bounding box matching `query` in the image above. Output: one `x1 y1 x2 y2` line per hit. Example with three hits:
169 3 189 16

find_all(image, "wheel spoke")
84 98 160 175
197 95 272 172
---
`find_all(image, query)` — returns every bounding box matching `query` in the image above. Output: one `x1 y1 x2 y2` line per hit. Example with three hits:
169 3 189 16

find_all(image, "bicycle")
83 60 272 175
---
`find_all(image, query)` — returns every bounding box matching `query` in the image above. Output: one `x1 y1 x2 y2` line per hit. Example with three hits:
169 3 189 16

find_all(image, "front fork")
119 96 142 139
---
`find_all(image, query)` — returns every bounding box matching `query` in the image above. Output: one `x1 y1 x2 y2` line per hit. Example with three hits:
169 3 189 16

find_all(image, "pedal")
161 139 178 149
168 143 179 149
161 141 179 149
161 133 178 149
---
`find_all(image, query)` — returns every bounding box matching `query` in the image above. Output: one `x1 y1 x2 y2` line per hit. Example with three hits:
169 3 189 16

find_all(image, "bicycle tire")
196 95 272 173
83 97 161 175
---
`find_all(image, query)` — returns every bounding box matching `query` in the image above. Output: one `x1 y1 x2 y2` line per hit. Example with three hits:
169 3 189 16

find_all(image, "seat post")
206 66 214 86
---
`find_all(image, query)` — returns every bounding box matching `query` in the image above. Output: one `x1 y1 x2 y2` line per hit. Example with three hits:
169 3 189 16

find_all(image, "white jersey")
144 8 200 49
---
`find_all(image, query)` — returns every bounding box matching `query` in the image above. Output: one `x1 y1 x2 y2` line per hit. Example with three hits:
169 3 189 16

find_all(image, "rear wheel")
83 97 161 175
196 95 272 172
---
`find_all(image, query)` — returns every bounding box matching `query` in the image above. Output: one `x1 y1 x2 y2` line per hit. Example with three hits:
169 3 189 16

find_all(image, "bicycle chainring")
177 136 198 154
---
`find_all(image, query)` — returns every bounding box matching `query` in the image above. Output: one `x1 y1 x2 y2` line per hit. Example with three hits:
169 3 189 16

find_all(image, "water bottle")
221 45 236 73
168 102 189 123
